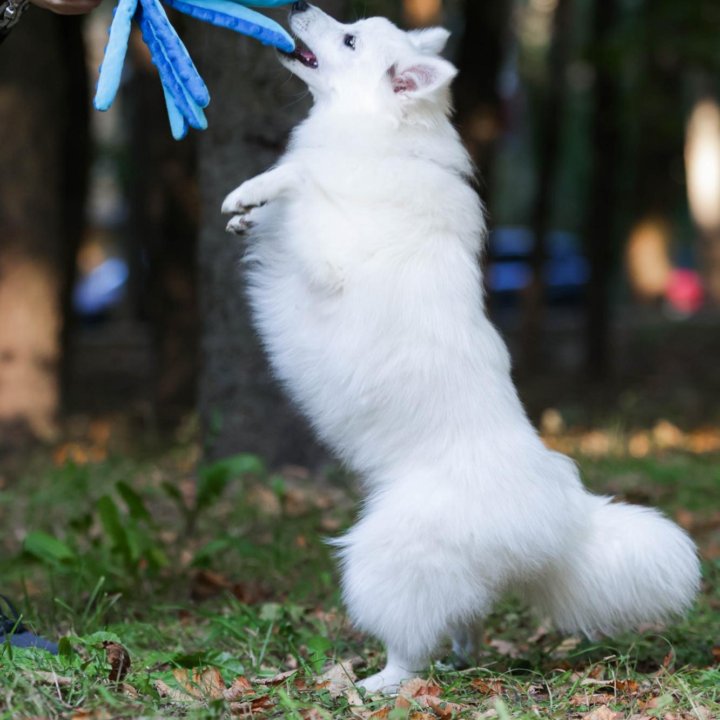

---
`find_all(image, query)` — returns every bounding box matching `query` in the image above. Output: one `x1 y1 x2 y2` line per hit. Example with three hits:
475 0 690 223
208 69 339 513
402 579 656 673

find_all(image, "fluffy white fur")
222 5 701 693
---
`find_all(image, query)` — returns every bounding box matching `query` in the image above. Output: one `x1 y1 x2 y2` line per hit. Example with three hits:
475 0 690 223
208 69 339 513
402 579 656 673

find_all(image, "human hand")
29 0 101 14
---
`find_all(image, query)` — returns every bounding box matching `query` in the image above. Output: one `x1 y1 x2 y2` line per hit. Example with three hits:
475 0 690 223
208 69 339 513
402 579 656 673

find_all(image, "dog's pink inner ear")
391 64 436 94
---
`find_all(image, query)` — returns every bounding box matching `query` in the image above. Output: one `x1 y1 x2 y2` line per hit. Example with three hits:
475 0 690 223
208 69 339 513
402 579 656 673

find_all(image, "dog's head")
279 2 456 120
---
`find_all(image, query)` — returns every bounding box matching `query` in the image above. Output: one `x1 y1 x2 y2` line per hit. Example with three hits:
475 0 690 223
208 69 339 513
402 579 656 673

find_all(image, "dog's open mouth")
279 38 319 69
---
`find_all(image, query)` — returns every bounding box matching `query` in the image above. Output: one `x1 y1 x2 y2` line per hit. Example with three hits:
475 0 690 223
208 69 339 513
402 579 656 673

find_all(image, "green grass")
0 438 718 719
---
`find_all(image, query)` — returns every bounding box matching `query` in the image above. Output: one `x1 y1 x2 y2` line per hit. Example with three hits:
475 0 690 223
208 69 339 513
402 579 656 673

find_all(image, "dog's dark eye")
343 34 357 50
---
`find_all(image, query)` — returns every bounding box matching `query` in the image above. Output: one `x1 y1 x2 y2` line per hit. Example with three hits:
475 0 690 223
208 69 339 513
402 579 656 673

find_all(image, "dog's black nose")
292 0 309 12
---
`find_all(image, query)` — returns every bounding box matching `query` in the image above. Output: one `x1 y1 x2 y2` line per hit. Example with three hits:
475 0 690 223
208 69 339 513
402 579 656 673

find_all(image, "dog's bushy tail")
531 496 700 637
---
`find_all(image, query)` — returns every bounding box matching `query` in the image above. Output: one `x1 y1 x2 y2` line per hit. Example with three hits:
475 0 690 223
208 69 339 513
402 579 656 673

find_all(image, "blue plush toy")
95 0 294 139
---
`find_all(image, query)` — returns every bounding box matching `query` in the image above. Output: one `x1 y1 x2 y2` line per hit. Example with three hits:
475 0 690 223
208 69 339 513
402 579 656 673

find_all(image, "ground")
0 418 718 719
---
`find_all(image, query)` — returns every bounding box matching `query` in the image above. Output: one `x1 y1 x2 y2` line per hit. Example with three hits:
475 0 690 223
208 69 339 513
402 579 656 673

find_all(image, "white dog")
222 2 700 693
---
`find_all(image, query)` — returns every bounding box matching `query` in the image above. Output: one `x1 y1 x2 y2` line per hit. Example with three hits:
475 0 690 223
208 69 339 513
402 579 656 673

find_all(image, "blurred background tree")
0 13 88 445
1 0 719 463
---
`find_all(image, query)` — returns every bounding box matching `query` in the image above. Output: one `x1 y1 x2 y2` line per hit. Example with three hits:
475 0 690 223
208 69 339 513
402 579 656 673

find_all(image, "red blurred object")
665 268 704 315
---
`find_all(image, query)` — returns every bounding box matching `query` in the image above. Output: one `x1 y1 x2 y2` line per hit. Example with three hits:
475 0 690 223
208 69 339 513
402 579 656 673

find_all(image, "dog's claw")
226 215 254 235
221 187 250 215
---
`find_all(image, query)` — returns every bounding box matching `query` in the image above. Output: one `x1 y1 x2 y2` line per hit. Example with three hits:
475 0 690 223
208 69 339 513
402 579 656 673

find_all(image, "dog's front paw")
225 213 256 235
221 173 277 214
222 183 255 215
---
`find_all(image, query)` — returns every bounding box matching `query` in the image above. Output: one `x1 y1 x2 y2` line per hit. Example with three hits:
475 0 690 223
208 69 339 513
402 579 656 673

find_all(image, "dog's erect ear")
407 27 451 55
389 56 457 98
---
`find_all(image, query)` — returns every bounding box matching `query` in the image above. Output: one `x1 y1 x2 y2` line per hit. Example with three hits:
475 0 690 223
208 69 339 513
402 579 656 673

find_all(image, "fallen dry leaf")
423 697 469 718
628 431 651 458
229 695 274 716
675 508 695 530
172 667 226 700
190 569 269 605
661 651 675 670
652 420 684 449
253 669 298 687
526 624 551 644
154 678 195 703
527 683 549 700
247 485 282 516
190 569 232 601
320 515 342 532
687 427 720 454
473 709 499 719
70 709 111 720
366 708 391 720
316 660 357 697
156 671 274 716
103 641 131 684
471 678 504 696
581 706 624 720
640 692 687 712
614 679 640 695
232 580 271 605
120 682 139 698
223 676 254 700
570 692 616 707
316 659 364 706
488 638 522 658
284 487 312 517
551 635 582 658
27 670 73 687
194 666 226 699
540 408 565 436
300 709 328 720
397 678 442 700
396 678 467 719
298 709 321 720
579 430 612 457
692 706 715 720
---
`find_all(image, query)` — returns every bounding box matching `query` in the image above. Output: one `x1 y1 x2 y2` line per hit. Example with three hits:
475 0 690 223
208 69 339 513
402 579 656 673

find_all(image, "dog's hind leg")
449 619 483 669
333 511 493 694
357 649 424 694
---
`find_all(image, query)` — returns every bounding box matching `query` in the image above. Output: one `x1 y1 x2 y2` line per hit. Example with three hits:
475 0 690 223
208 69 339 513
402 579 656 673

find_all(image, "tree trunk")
0 13 83 445
454 0 511 190
583 0 620 379
521 0 573 373
126 34 200 427
189 5 345 464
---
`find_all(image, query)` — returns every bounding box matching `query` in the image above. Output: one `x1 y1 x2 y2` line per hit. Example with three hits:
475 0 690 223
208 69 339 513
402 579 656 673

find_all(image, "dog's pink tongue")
299 49 317 66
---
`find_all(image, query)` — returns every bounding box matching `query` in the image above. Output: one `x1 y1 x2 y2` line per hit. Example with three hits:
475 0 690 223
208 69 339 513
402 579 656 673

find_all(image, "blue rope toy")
95 0 294 139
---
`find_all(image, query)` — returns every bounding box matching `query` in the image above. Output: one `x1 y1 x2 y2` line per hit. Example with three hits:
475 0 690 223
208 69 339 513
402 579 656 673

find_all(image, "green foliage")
23 531 77 566
1 447 718 718
196 453 265 514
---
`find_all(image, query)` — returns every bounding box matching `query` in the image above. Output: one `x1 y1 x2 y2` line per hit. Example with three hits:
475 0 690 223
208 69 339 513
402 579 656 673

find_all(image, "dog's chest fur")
244 120 509 468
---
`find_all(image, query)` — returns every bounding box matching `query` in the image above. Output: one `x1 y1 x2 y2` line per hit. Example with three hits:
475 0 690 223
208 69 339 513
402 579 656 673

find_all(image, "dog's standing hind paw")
357 666 419 695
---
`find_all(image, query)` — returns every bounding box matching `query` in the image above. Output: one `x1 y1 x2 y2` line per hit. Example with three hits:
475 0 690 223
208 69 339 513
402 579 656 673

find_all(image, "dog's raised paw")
221 185 243 215
221 184 258 215
226 214 254 235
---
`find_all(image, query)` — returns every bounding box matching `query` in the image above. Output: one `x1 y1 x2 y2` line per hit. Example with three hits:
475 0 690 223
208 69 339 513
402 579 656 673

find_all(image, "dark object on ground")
103 640 131 683
0 595 58 654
